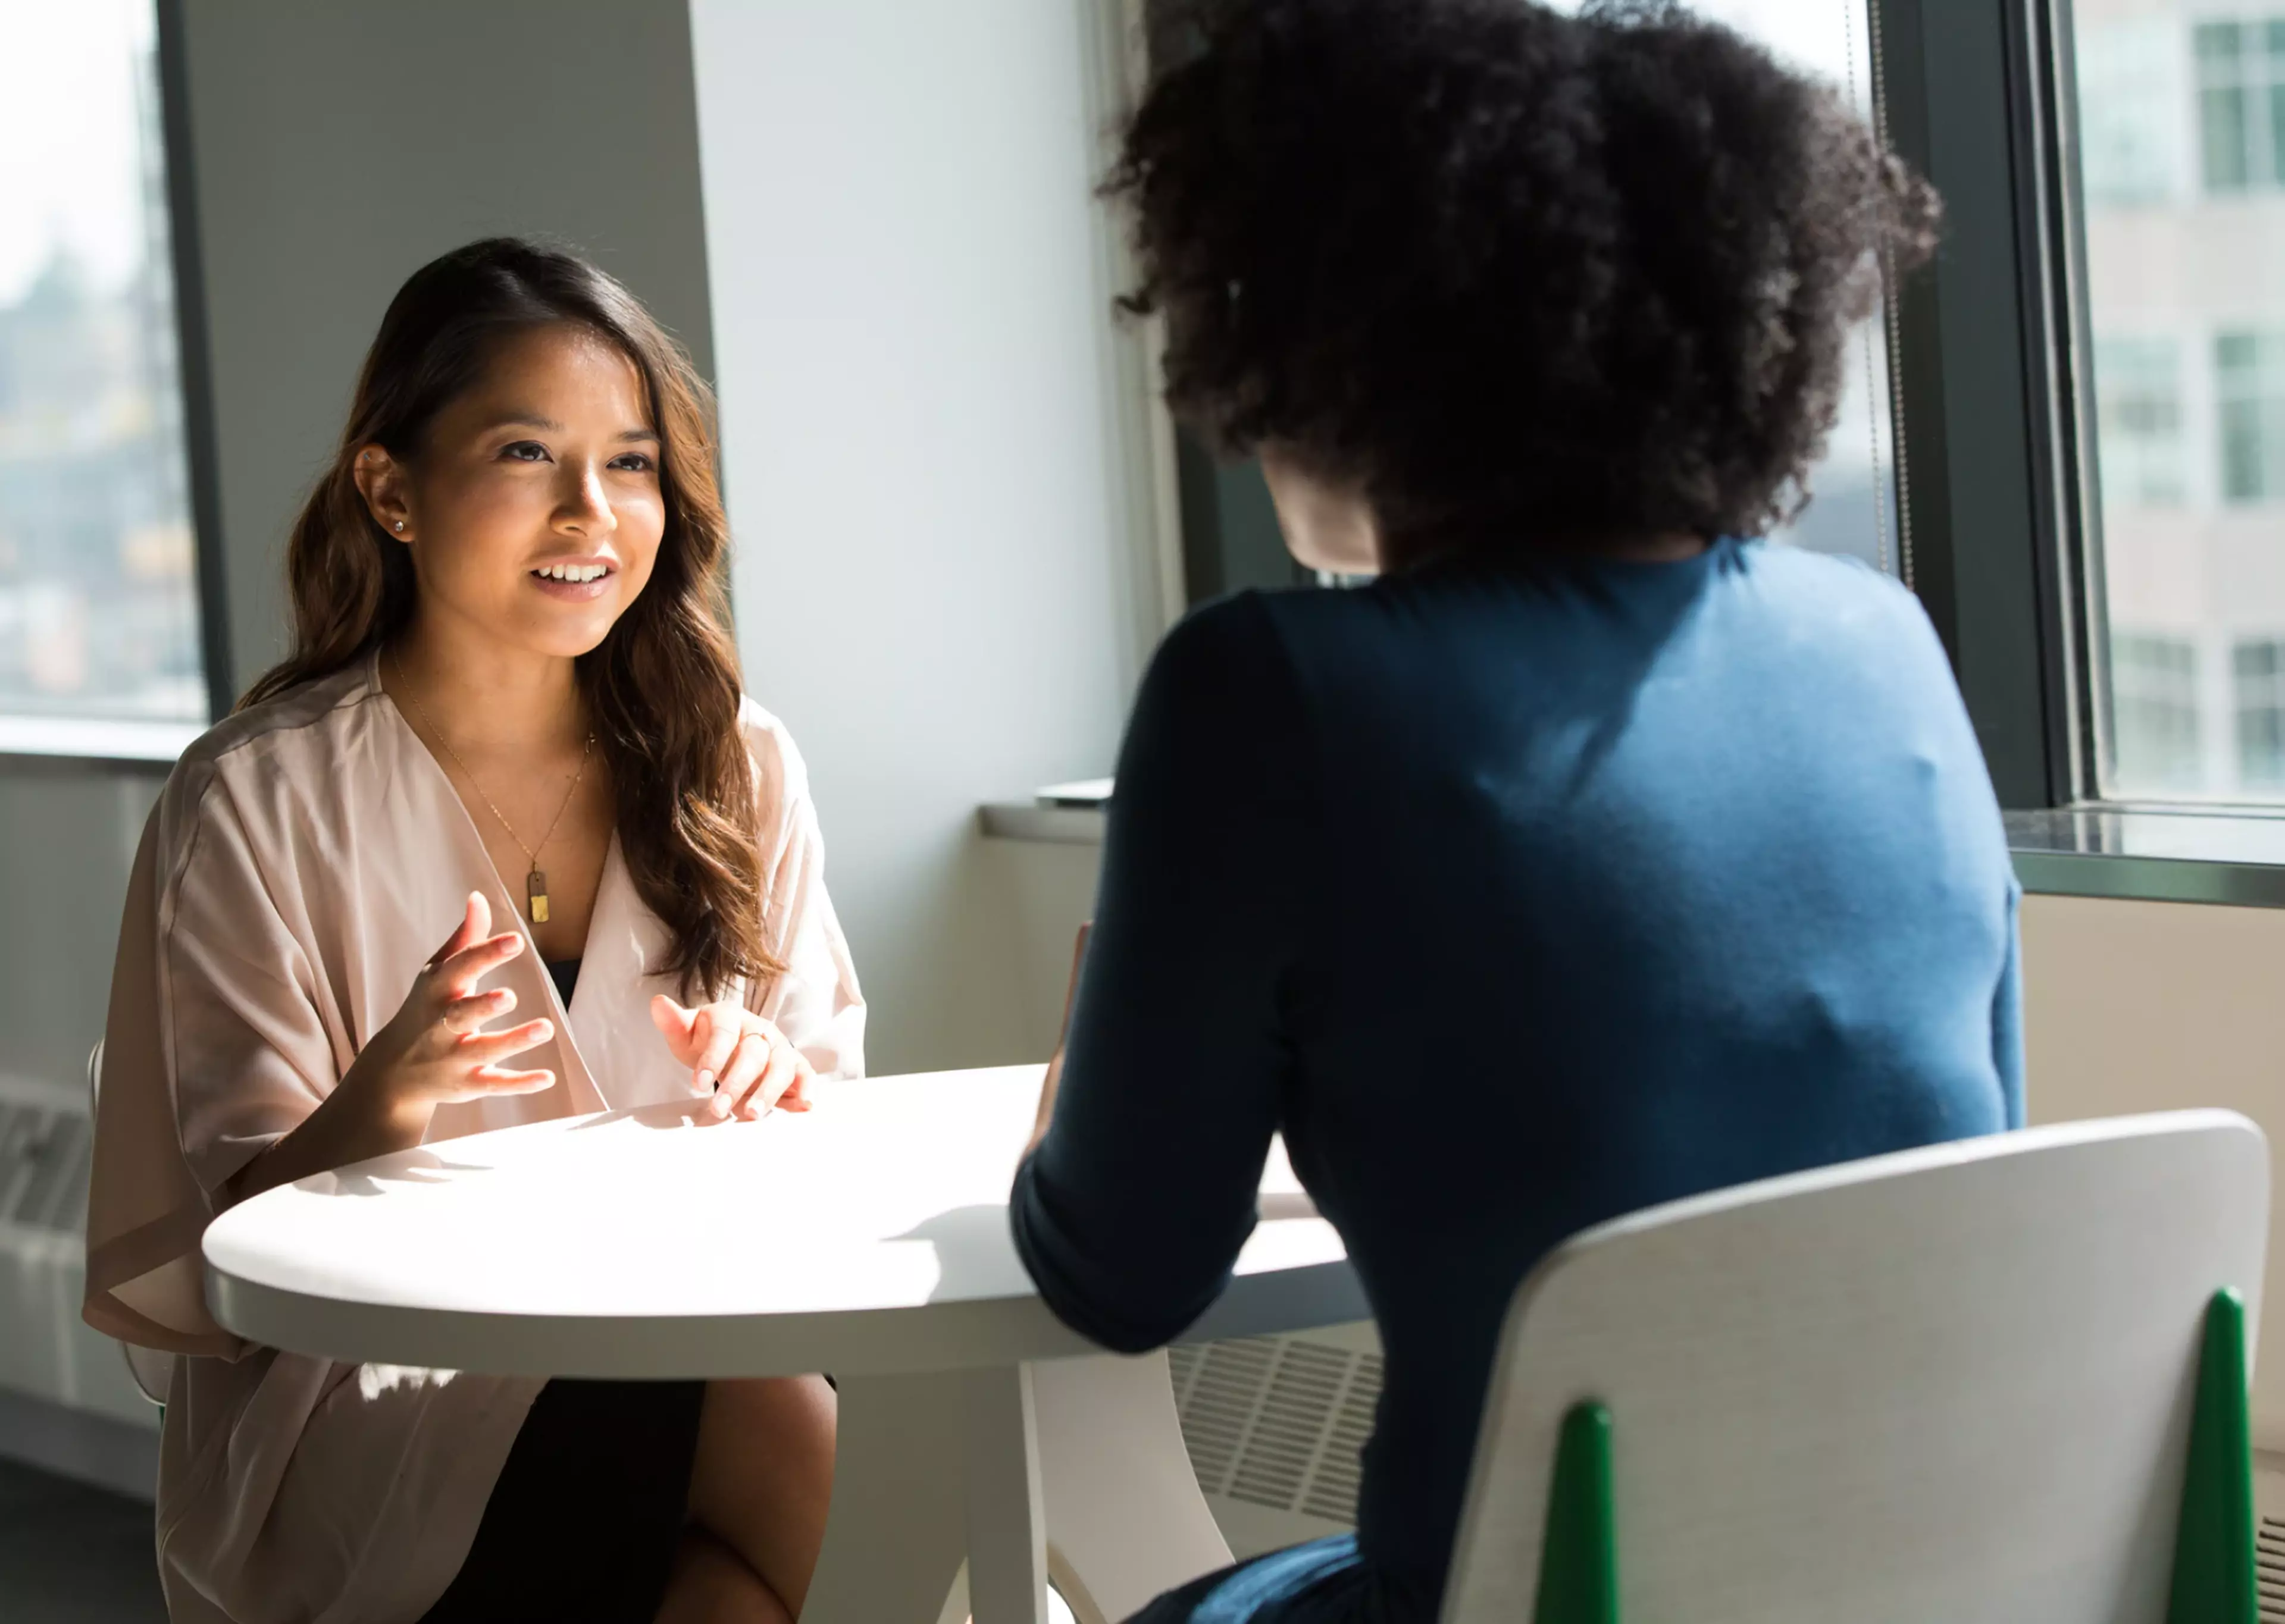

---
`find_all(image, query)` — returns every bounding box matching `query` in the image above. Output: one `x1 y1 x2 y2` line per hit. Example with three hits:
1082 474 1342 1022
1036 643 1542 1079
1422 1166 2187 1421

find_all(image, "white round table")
203 1065 1364 1624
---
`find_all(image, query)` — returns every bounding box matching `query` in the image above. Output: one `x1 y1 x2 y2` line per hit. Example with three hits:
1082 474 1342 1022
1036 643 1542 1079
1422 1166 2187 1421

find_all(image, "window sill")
979 803 1107 845
981 796 2285 909
0 714 200 771
2007 807 2285 908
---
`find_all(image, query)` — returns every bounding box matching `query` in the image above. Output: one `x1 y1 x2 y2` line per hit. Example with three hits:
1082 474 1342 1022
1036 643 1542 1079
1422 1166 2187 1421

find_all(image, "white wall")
173 0 718 695
691 0 1172 1075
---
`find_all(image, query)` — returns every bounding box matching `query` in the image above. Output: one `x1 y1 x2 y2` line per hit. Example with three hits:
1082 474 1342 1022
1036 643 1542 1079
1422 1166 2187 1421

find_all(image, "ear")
351 444 415 541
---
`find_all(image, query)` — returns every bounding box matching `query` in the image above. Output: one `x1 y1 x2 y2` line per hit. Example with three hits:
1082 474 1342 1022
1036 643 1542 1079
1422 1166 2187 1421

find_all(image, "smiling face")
353 322 666 660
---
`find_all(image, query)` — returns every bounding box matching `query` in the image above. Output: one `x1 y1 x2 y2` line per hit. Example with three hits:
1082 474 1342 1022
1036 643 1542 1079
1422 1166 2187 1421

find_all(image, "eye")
500 440 551 463
609 450 657 474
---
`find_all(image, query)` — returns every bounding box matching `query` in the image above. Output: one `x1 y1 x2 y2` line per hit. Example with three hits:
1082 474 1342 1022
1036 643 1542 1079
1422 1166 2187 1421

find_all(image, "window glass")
2233 636 2285 785
0 0 205 730
2095 337 2188 507
2111 631 2204 787
2076 2 2285 800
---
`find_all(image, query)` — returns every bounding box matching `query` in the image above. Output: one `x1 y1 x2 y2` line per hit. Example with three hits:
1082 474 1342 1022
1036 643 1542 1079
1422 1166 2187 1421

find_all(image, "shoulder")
735 695 819 822
1119 590 1316 804
1137 590 1307 721
1730 541 1942 650
155 663 378 833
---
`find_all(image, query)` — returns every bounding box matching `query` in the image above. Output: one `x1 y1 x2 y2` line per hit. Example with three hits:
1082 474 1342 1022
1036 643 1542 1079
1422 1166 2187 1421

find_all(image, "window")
2073 7 2285 804
2094 337 2187 507
2215 330 2285 501
2195 20 2285 193
0 1 207 738
2110 632 2203 791
2236 638 2285 788
2081 20 2189 205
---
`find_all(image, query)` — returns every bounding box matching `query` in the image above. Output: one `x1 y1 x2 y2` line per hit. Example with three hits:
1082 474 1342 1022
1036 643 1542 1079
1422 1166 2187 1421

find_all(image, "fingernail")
695 1070 714 1091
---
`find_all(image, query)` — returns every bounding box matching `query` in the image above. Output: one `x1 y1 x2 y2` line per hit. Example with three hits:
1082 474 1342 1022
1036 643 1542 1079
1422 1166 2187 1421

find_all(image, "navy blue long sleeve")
1010 540 2023 1616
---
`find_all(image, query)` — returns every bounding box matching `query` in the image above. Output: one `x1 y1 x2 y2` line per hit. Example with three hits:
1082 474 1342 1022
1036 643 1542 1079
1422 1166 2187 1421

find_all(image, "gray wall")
174 0 717 695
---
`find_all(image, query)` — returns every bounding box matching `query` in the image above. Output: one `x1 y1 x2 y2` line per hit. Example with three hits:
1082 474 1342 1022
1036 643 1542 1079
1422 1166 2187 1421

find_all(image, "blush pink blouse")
83 651 865 1623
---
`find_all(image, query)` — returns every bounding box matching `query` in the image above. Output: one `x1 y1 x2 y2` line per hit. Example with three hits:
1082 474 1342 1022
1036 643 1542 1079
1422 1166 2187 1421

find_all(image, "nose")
555 459 618 540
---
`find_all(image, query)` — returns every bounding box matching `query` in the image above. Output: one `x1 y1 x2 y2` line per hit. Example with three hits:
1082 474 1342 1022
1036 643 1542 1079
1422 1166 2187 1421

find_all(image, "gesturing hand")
342 892 558 1130
650 995 814 1120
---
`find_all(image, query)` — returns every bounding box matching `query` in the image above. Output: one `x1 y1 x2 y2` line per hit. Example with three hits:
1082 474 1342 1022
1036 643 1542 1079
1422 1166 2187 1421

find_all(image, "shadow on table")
298 1152 490 1197
568 1099 734 1132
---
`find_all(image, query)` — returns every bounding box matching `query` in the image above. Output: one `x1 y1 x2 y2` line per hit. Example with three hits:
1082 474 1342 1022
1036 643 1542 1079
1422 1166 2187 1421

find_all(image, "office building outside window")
2110 632 2203 789
0 1 206 736
2195 19 2285 192
2215 331 2285 501
2095 338 2189 508
2235 637 2285 787
2074 2 2285 800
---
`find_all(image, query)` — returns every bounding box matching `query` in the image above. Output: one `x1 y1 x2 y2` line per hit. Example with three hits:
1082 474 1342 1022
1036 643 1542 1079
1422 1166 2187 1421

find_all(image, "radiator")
0 1072 157 1428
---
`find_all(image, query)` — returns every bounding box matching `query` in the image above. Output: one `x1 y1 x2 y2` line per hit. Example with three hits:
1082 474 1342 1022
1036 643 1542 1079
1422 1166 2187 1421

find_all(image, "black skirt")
419 1378 708 1623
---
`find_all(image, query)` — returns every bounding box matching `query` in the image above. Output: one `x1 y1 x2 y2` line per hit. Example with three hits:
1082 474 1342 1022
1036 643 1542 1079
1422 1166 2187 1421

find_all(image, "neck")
388 610 586 756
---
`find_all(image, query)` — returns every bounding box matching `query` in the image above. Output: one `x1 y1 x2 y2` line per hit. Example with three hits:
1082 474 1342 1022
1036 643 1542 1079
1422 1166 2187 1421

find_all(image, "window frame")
156 0 234 728
1874 0 2097 810
0 0 234 765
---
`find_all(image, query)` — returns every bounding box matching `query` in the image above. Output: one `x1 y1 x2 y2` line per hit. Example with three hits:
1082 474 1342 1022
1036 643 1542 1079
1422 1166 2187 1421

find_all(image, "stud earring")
394 521 405 532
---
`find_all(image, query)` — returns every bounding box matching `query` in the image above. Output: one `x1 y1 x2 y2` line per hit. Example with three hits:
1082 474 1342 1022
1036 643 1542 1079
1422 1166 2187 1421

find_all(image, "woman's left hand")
649 995 815 1120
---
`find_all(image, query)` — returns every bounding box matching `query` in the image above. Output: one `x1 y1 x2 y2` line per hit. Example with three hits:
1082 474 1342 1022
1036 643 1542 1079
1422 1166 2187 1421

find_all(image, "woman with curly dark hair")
1010 2 2018 1620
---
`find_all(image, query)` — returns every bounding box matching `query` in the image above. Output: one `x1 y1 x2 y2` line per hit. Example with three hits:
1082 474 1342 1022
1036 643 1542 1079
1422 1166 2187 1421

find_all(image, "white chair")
86 1040 174 1408
1442 1110 2268 1624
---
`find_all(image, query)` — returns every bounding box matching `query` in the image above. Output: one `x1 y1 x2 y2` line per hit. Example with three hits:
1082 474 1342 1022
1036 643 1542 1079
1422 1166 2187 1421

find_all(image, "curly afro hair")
1109 0 1942 558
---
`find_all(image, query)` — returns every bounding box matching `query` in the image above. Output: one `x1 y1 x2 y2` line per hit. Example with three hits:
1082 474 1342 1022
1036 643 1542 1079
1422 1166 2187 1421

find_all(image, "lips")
528 558 616 601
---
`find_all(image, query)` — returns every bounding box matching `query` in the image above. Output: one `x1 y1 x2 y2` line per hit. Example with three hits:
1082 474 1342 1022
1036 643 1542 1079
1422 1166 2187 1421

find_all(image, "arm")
228 893 556 1201
1010 596 1317 1353
1993 881 2025 1130
649 714 867 1117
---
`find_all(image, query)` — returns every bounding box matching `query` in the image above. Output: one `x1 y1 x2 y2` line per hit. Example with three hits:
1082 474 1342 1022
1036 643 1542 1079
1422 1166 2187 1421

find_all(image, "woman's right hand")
228 893 557 1204
339 892 558 1130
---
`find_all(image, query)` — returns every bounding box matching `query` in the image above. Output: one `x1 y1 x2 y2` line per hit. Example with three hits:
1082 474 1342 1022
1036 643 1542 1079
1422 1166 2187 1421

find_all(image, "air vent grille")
0 1093 89 1234
2259 1515 2285 1623
1168 1335 1382 1525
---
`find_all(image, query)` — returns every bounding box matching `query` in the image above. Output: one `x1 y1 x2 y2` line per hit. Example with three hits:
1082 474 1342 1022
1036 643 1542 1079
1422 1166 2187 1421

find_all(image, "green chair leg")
1533 1402 1619 1624
2168 1288 2258 1624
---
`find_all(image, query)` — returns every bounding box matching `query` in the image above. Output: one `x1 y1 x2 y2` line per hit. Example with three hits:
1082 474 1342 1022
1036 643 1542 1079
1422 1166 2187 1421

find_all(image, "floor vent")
0 1084 90 1236
1168 1335 1382 1525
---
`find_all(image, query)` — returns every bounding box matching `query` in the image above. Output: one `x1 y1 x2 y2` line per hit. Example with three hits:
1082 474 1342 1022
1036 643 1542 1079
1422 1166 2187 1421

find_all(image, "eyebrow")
484 412 659 442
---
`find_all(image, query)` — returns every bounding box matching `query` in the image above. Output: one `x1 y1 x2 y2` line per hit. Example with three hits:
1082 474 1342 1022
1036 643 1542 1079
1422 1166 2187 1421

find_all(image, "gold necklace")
390 648 596 924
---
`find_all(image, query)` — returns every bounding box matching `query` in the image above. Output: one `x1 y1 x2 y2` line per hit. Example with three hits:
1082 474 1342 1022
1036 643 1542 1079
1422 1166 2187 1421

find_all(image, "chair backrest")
86 1041 172 1409
1440 1111 2269 1624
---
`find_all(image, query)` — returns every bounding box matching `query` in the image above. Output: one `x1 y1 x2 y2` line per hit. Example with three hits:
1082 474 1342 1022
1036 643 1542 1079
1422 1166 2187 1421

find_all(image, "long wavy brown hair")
240 237 774 1000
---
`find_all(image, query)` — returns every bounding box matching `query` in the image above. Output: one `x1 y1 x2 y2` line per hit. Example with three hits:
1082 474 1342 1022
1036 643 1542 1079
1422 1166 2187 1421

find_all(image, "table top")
203 1065 1364 1378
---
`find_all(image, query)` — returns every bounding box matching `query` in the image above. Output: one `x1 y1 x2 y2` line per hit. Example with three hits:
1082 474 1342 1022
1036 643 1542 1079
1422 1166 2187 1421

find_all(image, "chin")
518 605 627 660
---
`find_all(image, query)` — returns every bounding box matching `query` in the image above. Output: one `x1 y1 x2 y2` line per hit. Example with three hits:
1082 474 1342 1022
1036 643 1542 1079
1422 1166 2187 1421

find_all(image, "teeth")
534 563 608 582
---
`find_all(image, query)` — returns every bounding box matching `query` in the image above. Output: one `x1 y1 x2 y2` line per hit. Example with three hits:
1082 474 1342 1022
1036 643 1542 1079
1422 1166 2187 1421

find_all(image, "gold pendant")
527 869 550 924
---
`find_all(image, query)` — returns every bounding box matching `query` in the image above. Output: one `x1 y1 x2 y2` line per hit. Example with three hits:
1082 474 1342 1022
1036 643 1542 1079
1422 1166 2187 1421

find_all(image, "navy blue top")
1010 540 2022 1617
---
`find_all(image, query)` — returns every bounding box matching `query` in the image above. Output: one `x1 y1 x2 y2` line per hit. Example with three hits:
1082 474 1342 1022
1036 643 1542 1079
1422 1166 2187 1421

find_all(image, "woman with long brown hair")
84 238 861 1623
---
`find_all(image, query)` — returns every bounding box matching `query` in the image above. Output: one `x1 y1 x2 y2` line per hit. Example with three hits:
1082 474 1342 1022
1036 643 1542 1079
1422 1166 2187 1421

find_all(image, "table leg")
1035 1352 1234 1624
802 1371 971 1623
803 1353 1231 1624
963 1365 1048 1623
